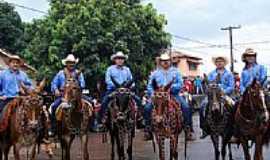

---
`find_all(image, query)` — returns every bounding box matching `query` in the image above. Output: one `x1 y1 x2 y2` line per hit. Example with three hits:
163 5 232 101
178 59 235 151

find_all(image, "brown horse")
235 79 269 160
151 79 183 160
105 78 135 160
0 79 46 160
56 71 93 160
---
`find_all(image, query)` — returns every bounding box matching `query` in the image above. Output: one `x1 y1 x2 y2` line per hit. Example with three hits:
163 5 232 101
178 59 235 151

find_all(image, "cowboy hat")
62 54 79 65
212 55 229 65
171 52 181 58
9 55 24 65
241 48 257 62
159 53 170 61
110 51 128 61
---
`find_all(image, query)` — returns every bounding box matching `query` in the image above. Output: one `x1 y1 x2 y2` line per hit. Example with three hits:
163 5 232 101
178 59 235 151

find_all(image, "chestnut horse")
56 71 93 160
235 79 269 160
0 79 46 160
105 78 135 160
151 79 183 160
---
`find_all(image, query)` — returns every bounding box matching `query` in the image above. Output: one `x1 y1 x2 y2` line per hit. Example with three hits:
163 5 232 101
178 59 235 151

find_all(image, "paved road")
6 114 270 160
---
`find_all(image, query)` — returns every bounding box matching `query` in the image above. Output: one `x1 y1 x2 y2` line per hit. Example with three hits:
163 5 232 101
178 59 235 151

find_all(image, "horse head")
62 70 82 107
18 79 46 133
207 82 224 115
242 78 269 123
151 78 174 124
109 76 134 122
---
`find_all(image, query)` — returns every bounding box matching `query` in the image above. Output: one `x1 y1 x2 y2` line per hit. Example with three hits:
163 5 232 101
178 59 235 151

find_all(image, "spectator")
194 76 204 94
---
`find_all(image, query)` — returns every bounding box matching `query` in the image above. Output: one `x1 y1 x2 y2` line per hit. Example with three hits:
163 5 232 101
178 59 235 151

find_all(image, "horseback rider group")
0 47 268 145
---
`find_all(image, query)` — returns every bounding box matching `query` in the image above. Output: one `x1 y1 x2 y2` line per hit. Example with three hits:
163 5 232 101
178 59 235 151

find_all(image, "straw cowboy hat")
212 55 229 65
110 51 128 61
171 52 181 58
9 55 24 65
62 54 79 65
159 53 170 61
242 48 257 62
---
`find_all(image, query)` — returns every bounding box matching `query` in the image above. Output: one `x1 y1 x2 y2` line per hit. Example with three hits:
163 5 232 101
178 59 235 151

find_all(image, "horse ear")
110 76 120 88
36 78 46 93
152 78 159 90
251 78 258 86
164 78 175 91
124 79 134 88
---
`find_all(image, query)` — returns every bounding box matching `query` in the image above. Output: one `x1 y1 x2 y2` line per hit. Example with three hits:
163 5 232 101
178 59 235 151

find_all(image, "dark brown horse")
56 70 93 160
105 78 135 160
235 79 269 160
151 79 183 160
0 79 46 160
204 82 234 160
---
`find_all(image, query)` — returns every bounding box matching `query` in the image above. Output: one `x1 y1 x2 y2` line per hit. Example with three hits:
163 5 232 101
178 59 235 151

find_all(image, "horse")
235 79 269 160
0 79 46 160
150 79 183 160
105 77 136 160
204 82 234 160
55 70 93 160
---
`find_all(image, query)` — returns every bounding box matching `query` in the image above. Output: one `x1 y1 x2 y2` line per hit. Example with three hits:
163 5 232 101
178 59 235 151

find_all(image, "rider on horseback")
100 51 141 123
50 54 87 135
0 55 33 113
144 52 194 141
240 48 267 95
199 55 235 139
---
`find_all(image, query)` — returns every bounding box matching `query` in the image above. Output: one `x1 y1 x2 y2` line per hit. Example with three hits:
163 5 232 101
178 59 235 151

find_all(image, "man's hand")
55 89 61 97
0 96 7 100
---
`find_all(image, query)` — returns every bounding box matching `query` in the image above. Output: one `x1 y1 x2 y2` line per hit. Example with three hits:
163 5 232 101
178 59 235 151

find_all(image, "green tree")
0 2 25 53
23 0 171 92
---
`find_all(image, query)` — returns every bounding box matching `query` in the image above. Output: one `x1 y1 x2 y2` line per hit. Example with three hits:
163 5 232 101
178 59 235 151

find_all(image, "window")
188 62 197 71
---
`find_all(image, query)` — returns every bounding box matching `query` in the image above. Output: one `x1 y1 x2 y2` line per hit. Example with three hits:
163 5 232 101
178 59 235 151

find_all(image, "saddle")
55 99 93 121
0 98 22 132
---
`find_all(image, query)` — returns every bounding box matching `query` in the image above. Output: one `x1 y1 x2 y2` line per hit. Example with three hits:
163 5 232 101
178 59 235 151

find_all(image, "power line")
7 2 48 14
171 34 216 46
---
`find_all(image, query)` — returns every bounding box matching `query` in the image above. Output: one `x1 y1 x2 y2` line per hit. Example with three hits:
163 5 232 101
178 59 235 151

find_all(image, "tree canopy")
20 0 171 92
0 2 24 53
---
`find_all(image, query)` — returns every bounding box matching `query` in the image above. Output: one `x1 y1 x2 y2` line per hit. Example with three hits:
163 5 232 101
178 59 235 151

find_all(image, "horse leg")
4 145 11 160
0 148 2 160
221 136 230 160
241 139 251 160
80 134 89 160
61 135 71 160
170 135 178 160
13 144 21 160
127 132 133 160
110 132 115 160
30 144 37 160
228 143 233 160
210 135 220 160
158 136 165 160
254 135 263 160
116 130 125 160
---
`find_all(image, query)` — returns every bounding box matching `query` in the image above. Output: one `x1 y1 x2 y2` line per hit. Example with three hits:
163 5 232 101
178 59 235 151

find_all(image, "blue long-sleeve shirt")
208 69 235 95
240 64 267 94
0 69 33 98
105 65 133 91
51 69 85 93
147 67 183 97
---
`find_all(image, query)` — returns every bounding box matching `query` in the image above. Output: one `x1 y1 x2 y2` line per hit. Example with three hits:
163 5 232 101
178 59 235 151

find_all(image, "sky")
4 0 270 73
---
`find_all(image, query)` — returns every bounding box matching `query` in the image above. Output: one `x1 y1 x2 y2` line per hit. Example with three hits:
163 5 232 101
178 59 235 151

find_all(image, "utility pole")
221 25 241 72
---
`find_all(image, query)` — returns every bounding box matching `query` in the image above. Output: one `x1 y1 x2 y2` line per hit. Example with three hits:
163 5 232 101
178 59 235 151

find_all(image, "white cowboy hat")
110 51 128 61
62 54 79 65
159 53 170 61
212 55 229 65
9 55 24 65
241 48 257 62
